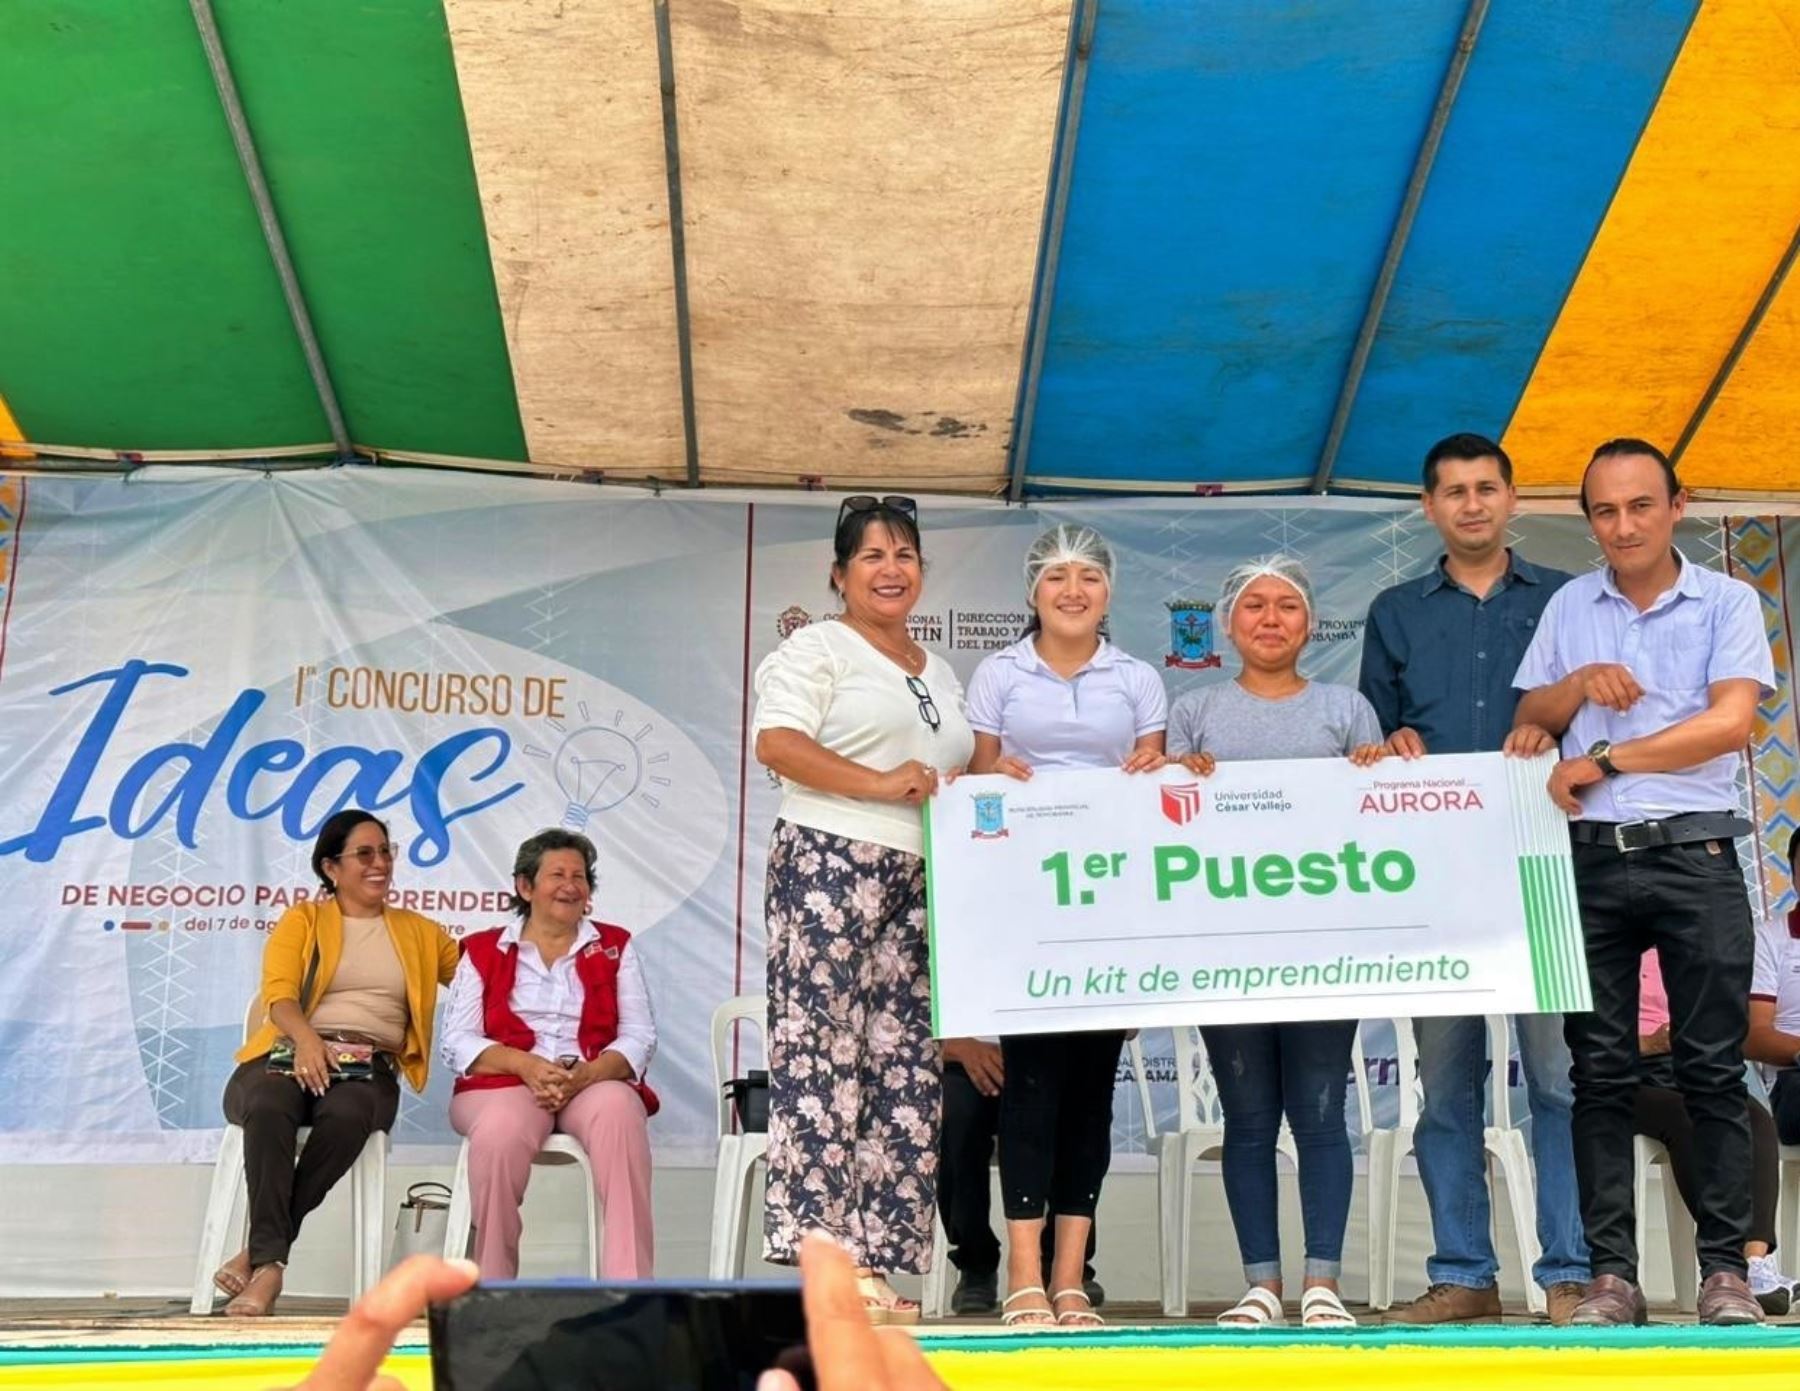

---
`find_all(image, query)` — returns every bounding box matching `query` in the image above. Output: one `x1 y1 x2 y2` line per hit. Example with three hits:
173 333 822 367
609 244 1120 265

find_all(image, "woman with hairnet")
962 523 1170 1328
1165 554 1385 1330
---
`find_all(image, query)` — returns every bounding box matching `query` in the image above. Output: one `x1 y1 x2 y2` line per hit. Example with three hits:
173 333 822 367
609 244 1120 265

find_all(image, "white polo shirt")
965 636 1166 770
1751 910 1800 1084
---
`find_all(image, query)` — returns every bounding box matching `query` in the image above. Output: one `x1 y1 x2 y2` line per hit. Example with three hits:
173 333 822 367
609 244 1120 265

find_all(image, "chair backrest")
710 995 767 1139
1170 1026 1223 1132
1391 1017 1422 1129
1123 1033 1158 1142
1485 1015 1516 1130
244 991 265 1045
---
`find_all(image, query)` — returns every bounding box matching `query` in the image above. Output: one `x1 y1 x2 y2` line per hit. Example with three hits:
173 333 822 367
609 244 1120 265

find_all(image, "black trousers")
222 1057 400 1267
1634 1056 1778 1250
1771 1072 1800 1145
937 1063 1097 1279
998 1030 1124 1223
1566 837 1755 1282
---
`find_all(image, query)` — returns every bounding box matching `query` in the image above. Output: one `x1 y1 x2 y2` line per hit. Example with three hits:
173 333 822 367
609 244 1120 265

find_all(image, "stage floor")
3 1298 1797 1389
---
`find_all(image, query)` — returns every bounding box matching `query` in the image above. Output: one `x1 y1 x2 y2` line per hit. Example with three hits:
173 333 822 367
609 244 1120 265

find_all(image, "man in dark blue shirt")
1358 432 1586 1324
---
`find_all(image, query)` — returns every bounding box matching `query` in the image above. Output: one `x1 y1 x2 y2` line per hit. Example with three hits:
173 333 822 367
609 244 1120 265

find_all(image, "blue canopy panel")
1325 0 1699 491
1017 0 1698 495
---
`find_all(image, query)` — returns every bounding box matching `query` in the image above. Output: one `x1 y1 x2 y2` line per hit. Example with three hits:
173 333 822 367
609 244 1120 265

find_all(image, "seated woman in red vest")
441 828 659 1278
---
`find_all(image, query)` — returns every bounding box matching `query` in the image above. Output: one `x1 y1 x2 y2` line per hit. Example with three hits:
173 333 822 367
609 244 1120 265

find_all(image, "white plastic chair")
1633 1135 1699 1312
1366 1015 1545 1315
442 1133 599 1277
190 994 389 1314
921 1037 1155 1319
1779 1143 1800 1264
707 995 770 1278
1153 1026 1369 1316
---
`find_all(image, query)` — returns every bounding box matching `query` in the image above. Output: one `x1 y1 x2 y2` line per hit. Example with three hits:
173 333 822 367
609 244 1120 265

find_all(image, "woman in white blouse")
753 495 975 1323
442 828 658 1279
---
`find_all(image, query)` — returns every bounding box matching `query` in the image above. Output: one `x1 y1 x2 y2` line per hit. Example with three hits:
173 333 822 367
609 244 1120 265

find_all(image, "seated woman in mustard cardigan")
213 809 458 1316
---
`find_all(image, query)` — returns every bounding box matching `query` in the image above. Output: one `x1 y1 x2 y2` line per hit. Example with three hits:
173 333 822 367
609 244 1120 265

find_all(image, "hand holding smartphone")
429 1282 813 1391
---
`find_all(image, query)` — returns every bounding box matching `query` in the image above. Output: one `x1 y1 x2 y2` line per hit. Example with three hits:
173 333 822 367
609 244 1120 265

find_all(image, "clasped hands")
516 1052 609 1112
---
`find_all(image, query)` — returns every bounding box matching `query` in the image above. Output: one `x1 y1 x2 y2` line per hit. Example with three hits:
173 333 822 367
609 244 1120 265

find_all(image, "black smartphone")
428 1280 814 1391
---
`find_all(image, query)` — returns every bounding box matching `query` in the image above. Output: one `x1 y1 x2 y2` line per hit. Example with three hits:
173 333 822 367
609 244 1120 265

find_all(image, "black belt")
1569 811 1752 853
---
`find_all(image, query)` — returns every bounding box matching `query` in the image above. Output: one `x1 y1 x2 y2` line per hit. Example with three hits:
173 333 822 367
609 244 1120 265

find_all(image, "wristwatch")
1587 740 1619 777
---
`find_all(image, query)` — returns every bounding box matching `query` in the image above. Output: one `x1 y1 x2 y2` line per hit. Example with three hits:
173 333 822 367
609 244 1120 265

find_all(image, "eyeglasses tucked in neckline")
905 674 941 733
835 494 918 535
331 843 399 866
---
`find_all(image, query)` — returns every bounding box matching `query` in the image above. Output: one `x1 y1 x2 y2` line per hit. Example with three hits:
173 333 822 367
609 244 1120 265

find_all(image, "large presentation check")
924 752 1588 1037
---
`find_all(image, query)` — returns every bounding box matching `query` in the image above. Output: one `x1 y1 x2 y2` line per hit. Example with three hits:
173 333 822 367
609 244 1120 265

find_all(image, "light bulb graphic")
550 725 642 829
524 700 671 829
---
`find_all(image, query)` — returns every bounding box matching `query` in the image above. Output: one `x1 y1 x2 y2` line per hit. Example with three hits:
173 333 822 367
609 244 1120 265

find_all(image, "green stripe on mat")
0 1346 420 1365
912 1325 1800 1352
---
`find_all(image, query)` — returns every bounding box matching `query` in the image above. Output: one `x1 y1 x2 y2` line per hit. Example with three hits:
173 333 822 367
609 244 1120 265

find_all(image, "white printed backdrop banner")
0 470 1778 1162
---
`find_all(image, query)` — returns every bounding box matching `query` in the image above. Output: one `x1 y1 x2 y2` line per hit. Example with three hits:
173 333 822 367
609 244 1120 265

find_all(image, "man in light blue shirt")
1513 439 1775 1327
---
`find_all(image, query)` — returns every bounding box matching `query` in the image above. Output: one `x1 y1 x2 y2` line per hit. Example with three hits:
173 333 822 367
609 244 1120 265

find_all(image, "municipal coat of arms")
1165 600 1223 669
971 792 1009 840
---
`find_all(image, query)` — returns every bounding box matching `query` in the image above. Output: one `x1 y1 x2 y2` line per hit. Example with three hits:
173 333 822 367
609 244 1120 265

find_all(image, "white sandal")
1217 1285 1286 1328
1300 1285 1356 1329
1051 1287 1104 1328
1001 1286 1057 1329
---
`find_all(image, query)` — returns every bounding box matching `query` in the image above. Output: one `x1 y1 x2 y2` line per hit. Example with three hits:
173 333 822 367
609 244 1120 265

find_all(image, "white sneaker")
1747 1254 1795 1316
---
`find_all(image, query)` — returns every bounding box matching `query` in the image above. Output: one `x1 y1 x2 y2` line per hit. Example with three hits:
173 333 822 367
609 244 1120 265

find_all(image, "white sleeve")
963 656 1006 735
439 954 497 1077
606 942 658 1081
1753 916 1784 1001
1512 586 1568 691
1129 659 1169 736
752 627 839 738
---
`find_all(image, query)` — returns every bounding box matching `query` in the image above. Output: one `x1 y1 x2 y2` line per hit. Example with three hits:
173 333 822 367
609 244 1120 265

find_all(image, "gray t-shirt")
1166 679 1382 762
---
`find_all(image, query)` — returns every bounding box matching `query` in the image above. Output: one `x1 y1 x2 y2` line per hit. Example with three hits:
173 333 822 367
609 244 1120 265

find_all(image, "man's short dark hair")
1423 433 1513 492
1579 438 1680 515
509 828 598 917
1789 827 1798 877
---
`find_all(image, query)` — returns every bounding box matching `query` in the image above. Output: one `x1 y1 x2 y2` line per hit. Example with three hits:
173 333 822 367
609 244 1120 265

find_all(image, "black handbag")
723 1070 770 1133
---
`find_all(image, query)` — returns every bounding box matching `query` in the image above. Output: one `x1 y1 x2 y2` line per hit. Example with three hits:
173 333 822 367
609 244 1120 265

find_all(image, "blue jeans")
1413 1013 1589 1291
1201 1021 1356 1282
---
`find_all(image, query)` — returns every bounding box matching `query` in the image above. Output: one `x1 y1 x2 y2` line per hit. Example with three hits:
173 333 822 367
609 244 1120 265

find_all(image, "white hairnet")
1218 553 1314 636
1024 524 1116 600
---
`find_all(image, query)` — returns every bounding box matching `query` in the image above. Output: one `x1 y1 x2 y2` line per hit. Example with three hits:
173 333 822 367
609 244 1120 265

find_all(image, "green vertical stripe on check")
1518 852 1589 1011
1518 858 1552 1012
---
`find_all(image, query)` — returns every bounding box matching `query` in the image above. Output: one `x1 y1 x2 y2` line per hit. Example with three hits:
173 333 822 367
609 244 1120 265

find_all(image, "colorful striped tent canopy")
2 0 1796 498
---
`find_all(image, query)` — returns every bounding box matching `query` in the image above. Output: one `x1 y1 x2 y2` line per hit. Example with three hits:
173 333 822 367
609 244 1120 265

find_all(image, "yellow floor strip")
8 1343 1800 1391
1502 0 1800 492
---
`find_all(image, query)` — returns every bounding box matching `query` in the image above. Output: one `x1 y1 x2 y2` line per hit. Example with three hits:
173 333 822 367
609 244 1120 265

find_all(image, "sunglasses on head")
835 494 918 533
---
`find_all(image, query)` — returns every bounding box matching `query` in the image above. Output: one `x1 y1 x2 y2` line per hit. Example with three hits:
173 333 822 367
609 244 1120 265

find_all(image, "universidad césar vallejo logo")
971 791 1009 840
1165 599 1222 670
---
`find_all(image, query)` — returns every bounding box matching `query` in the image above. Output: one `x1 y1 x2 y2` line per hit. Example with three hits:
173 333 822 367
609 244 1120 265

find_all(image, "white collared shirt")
440 920 657 1080
965 636 1166 769
1512 550 1774 821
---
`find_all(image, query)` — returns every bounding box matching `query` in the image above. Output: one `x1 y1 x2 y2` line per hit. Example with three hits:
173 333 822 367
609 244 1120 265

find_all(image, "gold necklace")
846 616 923 673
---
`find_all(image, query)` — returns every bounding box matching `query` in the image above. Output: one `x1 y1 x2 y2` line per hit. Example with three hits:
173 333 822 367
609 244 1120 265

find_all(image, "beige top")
306 914 409 1053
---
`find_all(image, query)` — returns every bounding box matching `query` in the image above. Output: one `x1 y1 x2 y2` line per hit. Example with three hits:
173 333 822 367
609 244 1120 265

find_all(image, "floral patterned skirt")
761 818 941 1273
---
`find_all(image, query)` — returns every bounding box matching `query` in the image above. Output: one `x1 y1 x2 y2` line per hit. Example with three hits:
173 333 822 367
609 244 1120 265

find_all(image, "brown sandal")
223 1263 284 1317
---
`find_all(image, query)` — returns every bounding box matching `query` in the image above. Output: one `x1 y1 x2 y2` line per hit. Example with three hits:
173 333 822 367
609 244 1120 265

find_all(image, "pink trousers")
449 1080 654 1279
